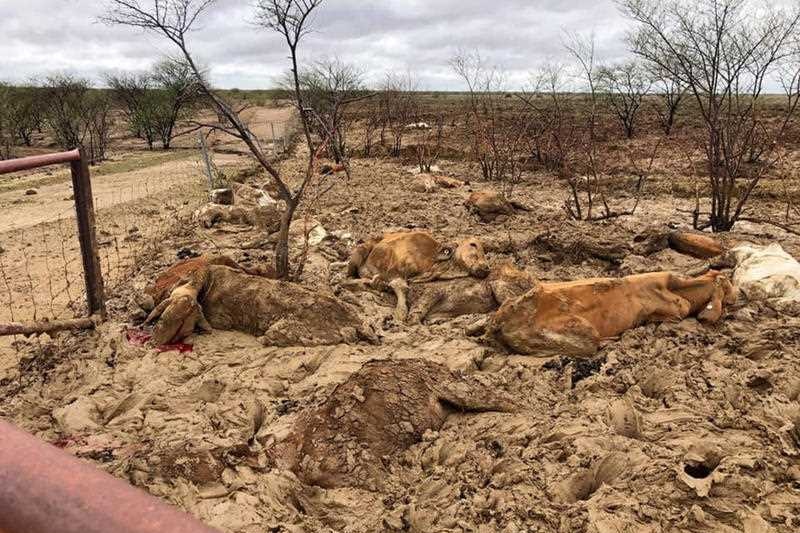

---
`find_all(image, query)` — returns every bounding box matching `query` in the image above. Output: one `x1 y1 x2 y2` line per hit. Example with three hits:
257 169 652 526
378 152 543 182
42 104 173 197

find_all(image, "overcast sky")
0 0 633 90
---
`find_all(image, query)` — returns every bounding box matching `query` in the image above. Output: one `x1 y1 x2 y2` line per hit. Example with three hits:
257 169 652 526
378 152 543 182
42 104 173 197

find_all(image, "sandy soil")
1 136 800 532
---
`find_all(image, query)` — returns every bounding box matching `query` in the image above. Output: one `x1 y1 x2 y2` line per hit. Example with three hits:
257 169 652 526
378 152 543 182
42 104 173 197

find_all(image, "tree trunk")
275 202 297 279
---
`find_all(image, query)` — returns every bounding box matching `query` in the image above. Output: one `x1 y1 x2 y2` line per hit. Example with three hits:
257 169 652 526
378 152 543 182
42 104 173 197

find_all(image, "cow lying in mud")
481 270 736 356
465 190 530 222
264 359 515 490
406 262 536 324
142 256 370 347
343 231 490 321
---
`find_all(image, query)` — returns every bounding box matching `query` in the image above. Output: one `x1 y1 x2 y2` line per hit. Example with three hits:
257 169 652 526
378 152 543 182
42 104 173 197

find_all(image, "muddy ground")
1 135 800 532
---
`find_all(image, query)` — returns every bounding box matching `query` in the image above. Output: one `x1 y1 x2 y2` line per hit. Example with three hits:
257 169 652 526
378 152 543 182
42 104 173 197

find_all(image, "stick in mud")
0 317 97 337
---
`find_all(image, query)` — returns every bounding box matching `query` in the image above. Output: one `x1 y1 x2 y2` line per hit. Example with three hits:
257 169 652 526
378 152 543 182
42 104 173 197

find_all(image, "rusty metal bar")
70 149 106 318
0 420 222 533
0 149 81 174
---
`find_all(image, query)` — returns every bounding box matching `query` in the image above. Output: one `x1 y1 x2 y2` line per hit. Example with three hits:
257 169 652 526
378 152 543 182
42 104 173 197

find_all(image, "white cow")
731 243 800 307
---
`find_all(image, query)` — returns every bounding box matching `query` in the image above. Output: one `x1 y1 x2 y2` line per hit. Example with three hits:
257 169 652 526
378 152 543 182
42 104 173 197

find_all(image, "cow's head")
436 237 490 279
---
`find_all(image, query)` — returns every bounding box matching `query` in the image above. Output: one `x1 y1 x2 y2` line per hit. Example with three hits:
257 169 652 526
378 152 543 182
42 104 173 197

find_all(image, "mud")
2 144 800 532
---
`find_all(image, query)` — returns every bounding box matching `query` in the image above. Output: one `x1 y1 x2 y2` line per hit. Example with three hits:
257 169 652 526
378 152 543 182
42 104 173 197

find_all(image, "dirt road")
0 105 293 232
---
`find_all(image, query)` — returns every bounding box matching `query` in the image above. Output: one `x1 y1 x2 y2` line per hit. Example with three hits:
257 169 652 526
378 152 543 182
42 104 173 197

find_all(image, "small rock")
24 189 38 196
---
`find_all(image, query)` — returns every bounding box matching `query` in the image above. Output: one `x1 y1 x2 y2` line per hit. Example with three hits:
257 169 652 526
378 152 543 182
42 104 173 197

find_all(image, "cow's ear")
436 246 454 262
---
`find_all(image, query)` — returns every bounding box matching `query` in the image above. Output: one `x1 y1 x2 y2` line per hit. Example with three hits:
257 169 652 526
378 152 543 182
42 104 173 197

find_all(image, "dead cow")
345 231 490 321
668 231 724 259
485 270 736 356
144 256 369 347
466 190 529 222
729 243 800 308
194 204 281 232
407 263 537 324
410 174 465 193
264 359 515 490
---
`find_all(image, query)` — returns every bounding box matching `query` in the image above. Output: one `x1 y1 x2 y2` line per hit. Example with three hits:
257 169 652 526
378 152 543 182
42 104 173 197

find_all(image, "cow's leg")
145 299 171 324
337 278 372 292
389 278 410 323
408 289 445 325
665 273 726 320
196 305 213 333
647 291 692 323
697 278 727 323
338 276 387 293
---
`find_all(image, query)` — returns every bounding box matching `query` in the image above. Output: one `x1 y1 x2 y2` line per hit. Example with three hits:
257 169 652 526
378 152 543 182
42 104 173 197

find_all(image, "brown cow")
668 231 725 259
193 203 281 232
143 256 370 347
485 270 736 356
466 190 530 222
345 231 490 322
406 262 536 324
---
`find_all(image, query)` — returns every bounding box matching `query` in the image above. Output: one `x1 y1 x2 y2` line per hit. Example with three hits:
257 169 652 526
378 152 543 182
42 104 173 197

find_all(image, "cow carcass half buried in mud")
142 255 373 347
342 230 490 322
262 358 516 490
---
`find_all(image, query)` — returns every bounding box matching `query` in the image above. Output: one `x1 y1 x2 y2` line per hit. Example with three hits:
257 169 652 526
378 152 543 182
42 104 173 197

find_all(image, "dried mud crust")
1 151 800 532
265 359 516 491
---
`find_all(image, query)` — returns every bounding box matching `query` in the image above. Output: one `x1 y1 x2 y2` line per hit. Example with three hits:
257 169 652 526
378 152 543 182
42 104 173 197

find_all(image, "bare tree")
649 64 686 136
104 0 326 279
152 58 202 148
42 75 89 153
562 33 602 219
84 92 114 163
4 86 43 147
451 50 530 196
415 114 445 173
108 59 201 149
519 63 581 189
107 72 160 148
598 61 652 139
382 72 418 157
41 75 113 163
358 99 382 157
287 58 367 164
522 36 653 221
619 0 800 231
0 83 14 159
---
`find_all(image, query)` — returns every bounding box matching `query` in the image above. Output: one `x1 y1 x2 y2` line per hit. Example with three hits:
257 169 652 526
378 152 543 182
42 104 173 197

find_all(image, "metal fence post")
70 149 106 318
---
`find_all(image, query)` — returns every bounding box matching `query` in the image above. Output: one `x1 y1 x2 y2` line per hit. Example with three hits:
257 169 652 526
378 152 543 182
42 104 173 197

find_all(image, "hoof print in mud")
553 453 631 503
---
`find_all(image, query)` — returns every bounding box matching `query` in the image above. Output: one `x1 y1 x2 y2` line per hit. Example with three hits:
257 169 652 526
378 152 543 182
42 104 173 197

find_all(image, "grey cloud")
0 0 633 89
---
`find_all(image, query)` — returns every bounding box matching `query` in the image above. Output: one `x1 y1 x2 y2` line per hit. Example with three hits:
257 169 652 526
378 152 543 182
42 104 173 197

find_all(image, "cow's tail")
347 236 380 278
